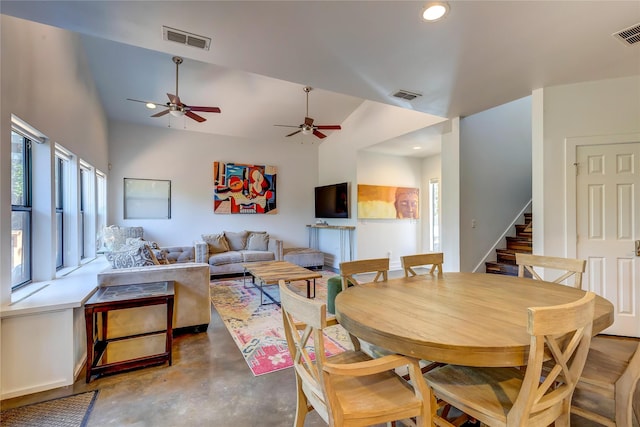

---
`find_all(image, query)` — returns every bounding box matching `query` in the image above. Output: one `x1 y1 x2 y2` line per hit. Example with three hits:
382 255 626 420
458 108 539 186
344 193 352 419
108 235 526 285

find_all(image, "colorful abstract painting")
357 184 419 219
213 162 277 214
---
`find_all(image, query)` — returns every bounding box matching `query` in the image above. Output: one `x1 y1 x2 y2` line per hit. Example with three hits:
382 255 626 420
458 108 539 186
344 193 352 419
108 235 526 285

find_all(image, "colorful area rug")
1 390 99 427
210 272 351 376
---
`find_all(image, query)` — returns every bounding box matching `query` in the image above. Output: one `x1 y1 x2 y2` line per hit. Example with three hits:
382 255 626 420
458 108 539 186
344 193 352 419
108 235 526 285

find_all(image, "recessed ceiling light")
422 2 449 22
145 103 157 109
413 146 422 150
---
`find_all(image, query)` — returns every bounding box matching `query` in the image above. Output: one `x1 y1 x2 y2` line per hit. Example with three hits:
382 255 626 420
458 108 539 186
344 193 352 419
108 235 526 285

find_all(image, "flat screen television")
314 182 349 219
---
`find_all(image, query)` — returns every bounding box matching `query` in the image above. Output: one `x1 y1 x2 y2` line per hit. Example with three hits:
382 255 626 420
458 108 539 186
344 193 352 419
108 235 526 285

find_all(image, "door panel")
577 142 639 337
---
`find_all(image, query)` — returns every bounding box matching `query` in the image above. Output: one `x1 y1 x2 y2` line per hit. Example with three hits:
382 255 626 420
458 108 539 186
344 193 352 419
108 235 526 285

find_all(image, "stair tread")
486 216 532 276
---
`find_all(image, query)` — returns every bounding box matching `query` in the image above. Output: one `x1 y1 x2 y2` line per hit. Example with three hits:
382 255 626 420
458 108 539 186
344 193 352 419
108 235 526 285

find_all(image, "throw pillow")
106 243 159 269
246 232 269 251
224 230 248 251
125 237 160 250
152 249 170 265
202 233 230 254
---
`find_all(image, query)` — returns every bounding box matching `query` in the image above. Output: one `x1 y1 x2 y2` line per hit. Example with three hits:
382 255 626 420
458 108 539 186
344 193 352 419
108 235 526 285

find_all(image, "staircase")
485 213 532 276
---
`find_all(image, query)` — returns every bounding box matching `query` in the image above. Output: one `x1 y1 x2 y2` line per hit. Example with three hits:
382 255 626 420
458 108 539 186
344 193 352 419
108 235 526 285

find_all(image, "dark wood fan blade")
286 130 302 137
313 130 327 139
151 109 170 117
185 111 206 122
304 117 314 126
188 106 221 113
274 124 301 128
167 93 182 106
315 125 341 130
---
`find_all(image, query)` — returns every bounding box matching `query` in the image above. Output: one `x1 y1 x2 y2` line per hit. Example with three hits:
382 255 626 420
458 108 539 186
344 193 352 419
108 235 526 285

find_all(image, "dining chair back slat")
339 258 389 291
401 253 444 277
516 253 586 289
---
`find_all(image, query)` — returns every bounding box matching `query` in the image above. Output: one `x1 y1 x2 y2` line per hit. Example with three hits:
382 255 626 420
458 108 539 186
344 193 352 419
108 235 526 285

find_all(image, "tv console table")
307 224 355 263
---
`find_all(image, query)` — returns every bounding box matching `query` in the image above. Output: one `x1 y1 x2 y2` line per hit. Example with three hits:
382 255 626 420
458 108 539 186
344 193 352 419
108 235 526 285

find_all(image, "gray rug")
1 390 98 427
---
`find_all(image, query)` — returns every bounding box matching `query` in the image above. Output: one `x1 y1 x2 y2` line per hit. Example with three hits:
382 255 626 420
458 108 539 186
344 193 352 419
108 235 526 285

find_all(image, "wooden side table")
84 281 175 383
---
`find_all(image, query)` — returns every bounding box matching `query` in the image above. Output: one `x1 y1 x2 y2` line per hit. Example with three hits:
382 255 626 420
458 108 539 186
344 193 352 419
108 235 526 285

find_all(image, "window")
96 170 107 253
55 150 72 270
55 155 66 269
429 178 440 251
80 165 90 259
11 130 32 289
10 116 107 287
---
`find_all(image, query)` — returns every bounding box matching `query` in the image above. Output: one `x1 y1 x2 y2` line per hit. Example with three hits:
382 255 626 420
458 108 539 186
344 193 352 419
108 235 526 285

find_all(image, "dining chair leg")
294 382 309 427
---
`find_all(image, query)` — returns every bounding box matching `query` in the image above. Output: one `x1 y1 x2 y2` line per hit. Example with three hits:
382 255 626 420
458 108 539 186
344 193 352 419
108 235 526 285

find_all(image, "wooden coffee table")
242 260 322 305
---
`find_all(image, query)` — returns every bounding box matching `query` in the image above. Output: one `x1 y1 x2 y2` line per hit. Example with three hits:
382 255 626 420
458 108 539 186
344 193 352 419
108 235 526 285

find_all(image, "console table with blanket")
97 263 211 335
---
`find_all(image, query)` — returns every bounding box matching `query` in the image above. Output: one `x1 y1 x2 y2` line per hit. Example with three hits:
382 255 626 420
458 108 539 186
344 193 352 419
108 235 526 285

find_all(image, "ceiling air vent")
612 22 640 46
392 89 422 101
162 26 211 51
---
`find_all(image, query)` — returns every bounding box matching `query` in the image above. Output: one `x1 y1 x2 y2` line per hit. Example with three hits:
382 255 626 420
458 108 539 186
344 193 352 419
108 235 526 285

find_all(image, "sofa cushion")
106 243 159 269
202 233 229 254
242 250 275 263
209 251 243 266
246 232 269 251
224 231 248 251
163 246 195 263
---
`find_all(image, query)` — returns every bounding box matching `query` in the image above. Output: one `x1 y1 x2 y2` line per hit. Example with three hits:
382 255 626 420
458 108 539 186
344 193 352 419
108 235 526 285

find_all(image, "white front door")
577 141 640 337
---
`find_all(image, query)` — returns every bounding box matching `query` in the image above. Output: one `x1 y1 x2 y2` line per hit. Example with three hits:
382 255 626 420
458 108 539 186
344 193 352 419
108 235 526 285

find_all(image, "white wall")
459 96 532 272
441 118 461 272
108 121 319 248
1 14 109 300
355 151 422 269
536 75 640 258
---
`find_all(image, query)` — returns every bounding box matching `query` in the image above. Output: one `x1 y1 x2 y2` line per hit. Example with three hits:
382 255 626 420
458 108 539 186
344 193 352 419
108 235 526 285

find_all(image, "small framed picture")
124 178 171 219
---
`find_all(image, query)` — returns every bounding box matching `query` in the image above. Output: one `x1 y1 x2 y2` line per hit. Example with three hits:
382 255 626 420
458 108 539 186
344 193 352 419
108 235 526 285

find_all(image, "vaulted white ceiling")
2 1 639 157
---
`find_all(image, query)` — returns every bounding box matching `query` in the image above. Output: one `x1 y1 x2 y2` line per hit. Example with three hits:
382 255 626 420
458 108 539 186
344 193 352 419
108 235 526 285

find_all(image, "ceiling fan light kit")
274 86 342 140
422 2 449 22
127 56 221 123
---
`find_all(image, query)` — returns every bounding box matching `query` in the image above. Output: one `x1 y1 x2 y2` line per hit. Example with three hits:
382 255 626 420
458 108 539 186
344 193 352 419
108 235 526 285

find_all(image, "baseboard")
1 379 71 400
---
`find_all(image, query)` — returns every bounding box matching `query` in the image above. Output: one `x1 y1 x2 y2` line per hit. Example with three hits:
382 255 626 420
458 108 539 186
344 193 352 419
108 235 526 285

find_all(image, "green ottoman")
327 276 343 315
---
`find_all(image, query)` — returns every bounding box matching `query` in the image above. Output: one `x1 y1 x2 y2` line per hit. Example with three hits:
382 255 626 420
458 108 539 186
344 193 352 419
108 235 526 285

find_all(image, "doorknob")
636 240 640 256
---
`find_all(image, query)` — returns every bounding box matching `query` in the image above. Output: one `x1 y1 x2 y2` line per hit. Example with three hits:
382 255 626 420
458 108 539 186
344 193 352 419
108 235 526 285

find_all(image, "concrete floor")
2 299 639 426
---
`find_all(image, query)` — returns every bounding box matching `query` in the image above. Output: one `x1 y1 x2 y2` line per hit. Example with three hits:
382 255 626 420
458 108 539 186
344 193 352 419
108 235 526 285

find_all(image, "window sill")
1 257 109 319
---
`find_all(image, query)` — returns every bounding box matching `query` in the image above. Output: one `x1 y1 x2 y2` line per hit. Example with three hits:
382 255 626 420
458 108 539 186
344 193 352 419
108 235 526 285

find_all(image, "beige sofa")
194 230 283 277
97 262 211 336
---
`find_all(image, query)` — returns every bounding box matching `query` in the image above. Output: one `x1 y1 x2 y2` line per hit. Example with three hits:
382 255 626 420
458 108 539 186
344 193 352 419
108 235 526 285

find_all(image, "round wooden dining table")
335 272 614 367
